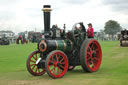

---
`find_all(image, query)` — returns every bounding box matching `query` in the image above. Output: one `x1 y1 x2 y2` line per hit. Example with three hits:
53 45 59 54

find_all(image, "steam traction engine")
26 5 102 78
120 29 128 46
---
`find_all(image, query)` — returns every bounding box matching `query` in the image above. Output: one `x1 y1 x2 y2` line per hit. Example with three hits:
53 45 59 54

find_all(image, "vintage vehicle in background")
16 35 28 44
28 32 42 43
0 37 10 45
16 32 28 44
120 29 128 46
31 32 42 43
26 5 102 78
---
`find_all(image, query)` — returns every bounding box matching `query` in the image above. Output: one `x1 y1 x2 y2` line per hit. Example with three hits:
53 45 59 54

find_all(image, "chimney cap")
42 5 52 12
43 5 51 8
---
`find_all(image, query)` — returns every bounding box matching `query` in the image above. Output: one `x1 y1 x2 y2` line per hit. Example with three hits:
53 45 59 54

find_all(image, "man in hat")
87 23 94 38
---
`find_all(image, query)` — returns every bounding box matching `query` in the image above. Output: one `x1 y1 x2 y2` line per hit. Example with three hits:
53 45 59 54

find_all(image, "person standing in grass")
87 23 94 38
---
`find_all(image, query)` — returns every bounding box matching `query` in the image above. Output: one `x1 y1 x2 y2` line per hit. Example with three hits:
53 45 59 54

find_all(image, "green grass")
0 41 128 85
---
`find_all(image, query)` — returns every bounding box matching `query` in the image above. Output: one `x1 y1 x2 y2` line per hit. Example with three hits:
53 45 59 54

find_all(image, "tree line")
100 20 122 40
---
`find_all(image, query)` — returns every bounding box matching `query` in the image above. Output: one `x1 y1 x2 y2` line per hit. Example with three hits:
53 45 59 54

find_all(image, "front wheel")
26 51 45 76
80 39 102 72
45 50 68 78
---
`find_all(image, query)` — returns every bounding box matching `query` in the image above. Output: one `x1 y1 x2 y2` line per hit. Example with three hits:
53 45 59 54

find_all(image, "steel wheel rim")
86 40 102 71
27 51 45 76
47 51 68 78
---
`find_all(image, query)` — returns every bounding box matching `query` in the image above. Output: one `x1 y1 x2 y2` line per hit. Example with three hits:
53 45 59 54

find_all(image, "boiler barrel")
38 39 73 53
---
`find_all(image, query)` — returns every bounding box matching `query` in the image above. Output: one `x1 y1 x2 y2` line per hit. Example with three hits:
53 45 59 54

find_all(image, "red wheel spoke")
91 43 95 50
88 60 91 65
30 64 36 66
88 60 93 65
57 54 60 61
57 67 60 74
91 61 93 64
33 56 37 61
50 66 55 72
53 66 56 74
52 56 55 62
60 58 64 63
35 67 38 73
30 60 35 63
88 46 92 52
59 62 65 64
38 69 40 73
91 61 96 68
93 57 99 61
56 55 59 62
48 65 54 72
92 61 96 68
59 65 65 69
32 65 36 70
87 57 91 61
49 60 54 64
88 61 94 68
48 65 54 67
57 54 60 58
87 52 91 55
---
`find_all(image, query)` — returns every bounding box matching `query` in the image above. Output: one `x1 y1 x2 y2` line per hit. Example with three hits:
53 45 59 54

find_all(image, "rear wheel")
80 39 102 72
45 50 68 78
26 51 45 76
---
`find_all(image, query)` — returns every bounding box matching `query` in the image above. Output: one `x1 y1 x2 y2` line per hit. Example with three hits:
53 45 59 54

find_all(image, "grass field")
0 41 128 85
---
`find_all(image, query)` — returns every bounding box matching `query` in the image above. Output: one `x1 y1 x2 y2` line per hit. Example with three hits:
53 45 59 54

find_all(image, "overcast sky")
0 0 128 34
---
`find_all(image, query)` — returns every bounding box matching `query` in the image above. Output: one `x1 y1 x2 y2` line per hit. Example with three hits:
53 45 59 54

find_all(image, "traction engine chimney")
42 5 52 38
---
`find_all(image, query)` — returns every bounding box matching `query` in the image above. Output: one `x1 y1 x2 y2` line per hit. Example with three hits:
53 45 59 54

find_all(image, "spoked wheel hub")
52 61 61 68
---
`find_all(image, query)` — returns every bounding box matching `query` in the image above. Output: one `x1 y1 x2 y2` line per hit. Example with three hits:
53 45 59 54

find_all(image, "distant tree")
104 20 122 40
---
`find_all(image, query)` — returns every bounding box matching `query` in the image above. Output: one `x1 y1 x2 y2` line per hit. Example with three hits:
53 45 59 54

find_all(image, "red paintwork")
85 40 102 71
27 51 45 76
47 51 68 78
87 27 94 37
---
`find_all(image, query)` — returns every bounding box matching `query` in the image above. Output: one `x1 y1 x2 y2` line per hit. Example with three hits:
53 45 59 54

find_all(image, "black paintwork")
0 37 10 45
43 5 51 38
38 5 87 67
